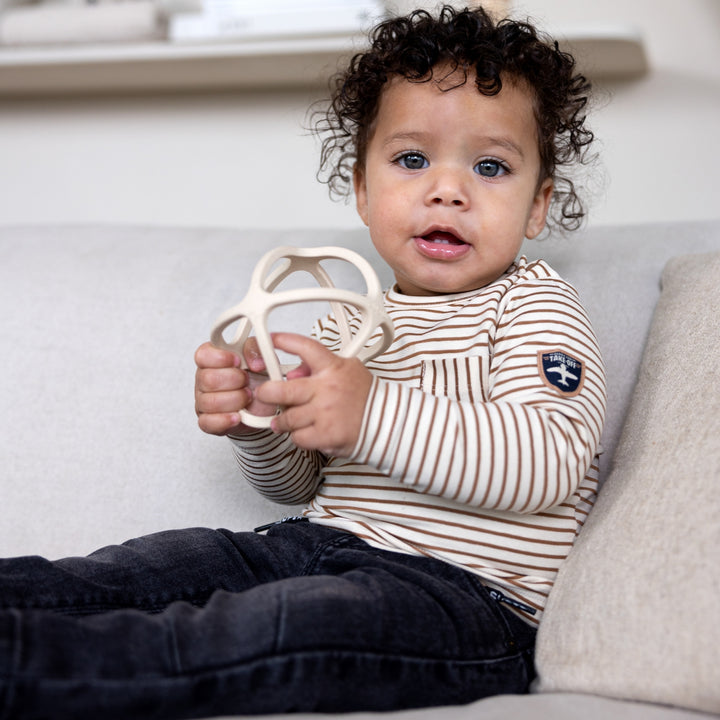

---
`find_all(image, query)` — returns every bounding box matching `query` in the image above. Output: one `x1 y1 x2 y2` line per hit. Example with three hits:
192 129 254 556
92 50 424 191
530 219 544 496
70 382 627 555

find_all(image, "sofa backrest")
520 219 719 470
1 221 718 559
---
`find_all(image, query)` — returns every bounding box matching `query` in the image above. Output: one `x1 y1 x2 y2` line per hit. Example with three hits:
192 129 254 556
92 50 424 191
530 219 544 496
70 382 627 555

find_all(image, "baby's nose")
427 167 470 207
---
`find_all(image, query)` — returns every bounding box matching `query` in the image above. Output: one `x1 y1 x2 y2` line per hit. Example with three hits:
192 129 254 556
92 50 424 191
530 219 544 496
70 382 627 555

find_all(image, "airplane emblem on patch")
538 350 585 397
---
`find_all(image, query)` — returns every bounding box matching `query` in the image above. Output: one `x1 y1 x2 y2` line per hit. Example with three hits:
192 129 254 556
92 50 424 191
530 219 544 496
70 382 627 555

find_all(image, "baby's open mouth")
414 231 471 260
423 231 466 245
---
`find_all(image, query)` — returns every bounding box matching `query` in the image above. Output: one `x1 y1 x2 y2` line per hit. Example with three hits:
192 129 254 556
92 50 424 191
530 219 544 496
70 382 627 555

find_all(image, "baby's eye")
475 159 507 178
396 152 428 170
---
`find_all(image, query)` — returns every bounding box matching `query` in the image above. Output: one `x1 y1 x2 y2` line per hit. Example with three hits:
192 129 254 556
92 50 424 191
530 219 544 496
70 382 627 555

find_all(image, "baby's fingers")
197 407 243 436
196 366 247 394
242 336 267 373
194 383 250 436
195 341 240 370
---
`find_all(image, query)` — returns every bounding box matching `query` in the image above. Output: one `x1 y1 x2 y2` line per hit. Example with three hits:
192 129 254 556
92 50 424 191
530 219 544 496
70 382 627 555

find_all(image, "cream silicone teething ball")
210 246 394 429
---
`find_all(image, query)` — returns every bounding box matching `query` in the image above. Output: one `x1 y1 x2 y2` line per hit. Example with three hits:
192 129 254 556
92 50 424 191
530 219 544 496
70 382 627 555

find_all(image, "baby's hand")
255 333 373 457
194 341 277 436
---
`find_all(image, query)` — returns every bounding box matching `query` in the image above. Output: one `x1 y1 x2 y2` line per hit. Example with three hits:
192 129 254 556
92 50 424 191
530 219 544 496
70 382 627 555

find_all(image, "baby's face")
353 69 553 296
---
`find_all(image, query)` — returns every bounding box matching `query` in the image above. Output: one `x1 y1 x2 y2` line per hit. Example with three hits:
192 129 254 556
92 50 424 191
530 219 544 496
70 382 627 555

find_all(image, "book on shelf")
169 0 385 43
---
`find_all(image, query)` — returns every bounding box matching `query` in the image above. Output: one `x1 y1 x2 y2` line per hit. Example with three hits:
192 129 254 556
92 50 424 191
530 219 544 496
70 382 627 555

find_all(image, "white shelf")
0 26 647 96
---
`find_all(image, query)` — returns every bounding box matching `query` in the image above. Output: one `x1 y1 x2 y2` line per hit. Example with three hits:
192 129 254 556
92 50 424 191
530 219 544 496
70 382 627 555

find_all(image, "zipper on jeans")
253 515 306 533
488 588 537 616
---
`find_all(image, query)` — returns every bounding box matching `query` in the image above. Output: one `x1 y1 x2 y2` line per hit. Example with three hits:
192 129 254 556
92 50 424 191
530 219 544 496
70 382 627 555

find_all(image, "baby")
0 6 606 719
194 1 605 711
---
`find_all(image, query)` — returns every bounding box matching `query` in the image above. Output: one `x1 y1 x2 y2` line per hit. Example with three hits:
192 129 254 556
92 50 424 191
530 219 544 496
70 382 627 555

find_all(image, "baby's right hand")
194 341 276 436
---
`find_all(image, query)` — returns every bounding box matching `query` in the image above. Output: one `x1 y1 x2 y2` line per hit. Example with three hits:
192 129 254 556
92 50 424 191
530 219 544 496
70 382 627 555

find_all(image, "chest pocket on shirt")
419 353 490 404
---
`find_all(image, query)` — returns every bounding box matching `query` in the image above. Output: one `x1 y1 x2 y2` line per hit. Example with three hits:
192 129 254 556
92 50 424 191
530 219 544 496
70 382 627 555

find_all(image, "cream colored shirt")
231 257 606 624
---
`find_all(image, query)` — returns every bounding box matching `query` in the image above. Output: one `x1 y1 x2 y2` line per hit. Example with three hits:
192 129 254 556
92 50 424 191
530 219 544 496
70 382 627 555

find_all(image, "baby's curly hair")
313 5 595 232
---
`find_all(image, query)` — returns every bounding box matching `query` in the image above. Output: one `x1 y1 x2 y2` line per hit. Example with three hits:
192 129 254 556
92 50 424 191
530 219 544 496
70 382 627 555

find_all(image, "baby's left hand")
255 333 373 457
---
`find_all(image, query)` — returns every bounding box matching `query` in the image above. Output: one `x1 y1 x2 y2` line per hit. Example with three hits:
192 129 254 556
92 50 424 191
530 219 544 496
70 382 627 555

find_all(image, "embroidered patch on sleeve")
538 350 585 397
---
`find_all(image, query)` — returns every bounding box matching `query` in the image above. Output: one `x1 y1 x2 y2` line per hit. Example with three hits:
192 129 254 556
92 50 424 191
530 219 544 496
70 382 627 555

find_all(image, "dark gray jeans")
0 520 535 719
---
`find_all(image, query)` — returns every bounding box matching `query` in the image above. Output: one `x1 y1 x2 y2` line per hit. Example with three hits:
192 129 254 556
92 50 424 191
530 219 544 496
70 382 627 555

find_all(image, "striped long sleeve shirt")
230 257 606 624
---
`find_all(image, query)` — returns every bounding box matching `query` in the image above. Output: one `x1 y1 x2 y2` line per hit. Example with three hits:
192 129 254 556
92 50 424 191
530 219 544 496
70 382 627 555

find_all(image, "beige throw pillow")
534 251 720 714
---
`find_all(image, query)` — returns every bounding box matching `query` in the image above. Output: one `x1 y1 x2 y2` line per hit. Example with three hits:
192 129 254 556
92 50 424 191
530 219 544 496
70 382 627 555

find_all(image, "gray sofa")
1 220 719 719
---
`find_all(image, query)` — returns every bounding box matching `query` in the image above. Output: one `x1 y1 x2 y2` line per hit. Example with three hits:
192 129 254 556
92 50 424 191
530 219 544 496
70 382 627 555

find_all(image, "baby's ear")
525 177 554 239
353 165 369 227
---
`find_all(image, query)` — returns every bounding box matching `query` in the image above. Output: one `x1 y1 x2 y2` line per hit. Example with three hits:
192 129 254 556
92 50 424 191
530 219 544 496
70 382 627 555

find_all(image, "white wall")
0 0 718 231
517 0 720 228
0 89 356 228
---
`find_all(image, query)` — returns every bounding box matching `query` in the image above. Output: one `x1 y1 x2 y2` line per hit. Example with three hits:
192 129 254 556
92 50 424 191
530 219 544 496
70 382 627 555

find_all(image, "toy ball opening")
210 246 395 429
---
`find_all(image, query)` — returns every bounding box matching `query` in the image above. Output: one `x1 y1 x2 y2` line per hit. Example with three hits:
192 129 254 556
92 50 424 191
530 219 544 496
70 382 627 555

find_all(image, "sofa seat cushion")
221 692 720 720
534 251 720 715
